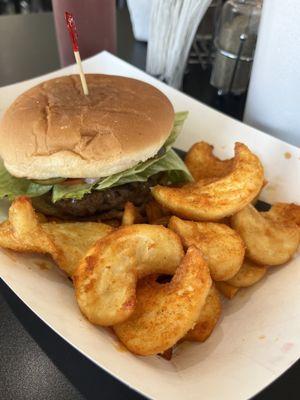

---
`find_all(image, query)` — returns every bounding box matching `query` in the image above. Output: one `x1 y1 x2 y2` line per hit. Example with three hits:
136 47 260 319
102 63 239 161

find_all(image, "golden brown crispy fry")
185 141 233 180
168 216 245 281
43 222 113 276
152 143 264 221
215 281 239 299
231 204 300 266
73 224 184 326
184 285 221 342
264 203 300 228
226 260 267 288
122 202 136 226
122 202 143 226
145 200 170 224
0 220 34 252
145 201 163 223
113 246 212 356
7 196 58 255
0 197 113 276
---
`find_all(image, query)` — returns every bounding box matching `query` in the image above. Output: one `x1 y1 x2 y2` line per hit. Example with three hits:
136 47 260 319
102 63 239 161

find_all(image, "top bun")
0 74 174 179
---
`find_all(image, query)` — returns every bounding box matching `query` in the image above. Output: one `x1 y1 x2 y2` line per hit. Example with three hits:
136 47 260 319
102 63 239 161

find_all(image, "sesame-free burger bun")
0 74 174 179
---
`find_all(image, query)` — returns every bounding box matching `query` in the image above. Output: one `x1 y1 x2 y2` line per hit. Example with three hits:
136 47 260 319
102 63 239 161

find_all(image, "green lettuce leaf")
52 181 95 202
0 111 192 202
52 149 192 201
163 111 189 151
0 161 52 200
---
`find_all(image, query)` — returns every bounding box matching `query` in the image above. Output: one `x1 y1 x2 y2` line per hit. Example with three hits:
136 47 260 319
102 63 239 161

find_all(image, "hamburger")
0 74 192 219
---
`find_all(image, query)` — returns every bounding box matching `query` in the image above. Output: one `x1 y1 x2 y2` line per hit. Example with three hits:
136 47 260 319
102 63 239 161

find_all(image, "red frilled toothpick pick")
65 12 89 96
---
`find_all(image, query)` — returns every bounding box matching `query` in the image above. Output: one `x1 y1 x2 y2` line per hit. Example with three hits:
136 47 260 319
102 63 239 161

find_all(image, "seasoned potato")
121 202 143 226
215 282 239 299
73 224 184 326
152 143 264 221
226 260 267 288
0 136 298 361
145 200 170 224
113 247 212 356
184 285 221 342
2 196 58 255
43 222 113 276
0 197 113 276
185 141 233 180
231 204 300 266
168 216 245 281
265 203 300 228
0 220 40 253
145 201 164 223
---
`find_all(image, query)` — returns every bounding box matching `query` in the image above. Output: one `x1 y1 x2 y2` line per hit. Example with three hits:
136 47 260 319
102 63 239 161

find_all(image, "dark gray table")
0 7 299 400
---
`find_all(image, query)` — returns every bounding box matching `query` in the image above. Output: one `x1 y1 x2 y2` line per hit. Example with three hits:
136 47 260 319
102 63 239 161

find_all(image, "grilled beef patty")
32 175 161 218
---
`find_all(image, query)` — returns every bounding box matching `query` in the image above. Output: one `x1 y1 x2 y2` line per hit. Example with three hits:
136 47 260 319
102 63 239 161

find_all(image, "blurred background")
0 0 259 121
0 0 52 13
1 0 299 146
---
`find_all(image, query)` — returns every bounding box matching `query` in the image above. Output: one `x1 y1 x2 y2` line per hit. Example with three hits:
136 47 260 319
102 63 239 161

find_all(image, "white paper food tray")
0 52 299 400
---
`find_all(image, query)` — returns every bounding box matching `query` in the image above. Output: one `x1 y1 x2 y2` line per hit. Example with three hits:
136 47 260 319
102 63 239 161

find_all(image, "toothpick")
73 51 89 95
65 12 89 96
